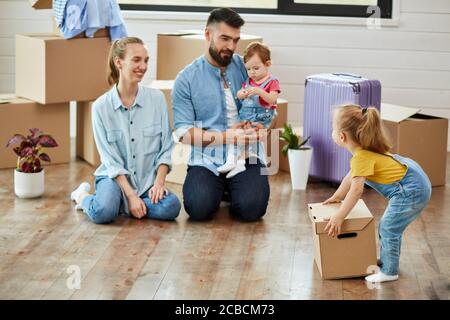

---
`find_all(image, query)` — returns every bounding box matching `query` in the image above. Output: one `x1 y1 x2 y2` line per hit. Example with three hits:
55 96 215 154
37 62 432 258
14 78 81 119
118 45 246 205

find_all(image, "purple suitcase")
303 73 381 183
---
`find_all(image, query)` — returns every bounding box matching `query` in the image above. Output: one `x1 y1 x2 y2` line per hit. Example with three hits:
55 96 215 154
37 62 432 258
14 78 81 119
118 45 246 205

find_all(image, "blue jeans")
81 176 181 224
183 158 270 221
365 154 432 275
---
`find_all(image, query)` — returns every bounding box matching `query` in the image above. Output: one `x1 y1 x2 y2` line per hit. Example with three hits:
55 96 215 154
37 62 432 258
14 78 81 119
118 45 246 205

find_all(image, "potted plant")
6 128 58 198
280 124 312 190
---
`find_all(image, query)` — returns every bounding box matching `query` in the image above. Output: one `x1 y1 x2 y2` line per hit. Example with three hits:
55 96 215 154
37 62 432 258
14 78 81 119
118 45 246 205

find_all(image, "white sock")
365 271 398 283
226 159 246 178
218 156 237 173
71 182 91 207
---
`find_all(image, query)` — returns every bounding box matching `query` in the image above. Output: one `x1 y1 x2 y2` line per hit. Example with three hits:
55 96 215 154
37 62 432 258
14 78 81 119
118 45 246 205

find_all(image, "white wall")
1 0 450 149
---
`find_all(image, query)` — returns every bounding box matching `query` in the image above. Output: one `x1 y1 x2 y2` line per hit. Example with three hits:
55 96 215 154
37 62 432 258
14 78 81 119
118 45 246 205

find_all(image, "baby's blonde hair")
333 104 392 154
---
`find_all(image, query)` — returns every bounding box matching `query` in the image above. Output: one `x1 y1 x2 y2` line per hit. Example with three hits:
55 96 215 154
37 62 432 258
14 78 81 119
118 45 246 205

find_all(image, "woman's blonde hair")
107 37 144 86
333 104 392 154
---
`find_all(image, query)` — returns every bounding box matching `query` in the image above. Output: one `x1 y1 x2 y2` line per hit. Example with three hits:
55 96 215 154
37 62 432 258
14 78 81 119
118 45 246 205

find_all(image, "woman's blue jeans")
81 176 181 224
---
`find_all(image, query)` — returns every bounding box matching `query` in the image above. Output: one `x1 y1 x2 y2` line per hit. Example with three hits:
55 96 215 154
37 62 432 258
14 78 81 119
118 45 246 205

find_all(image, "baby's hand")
237 89 248 100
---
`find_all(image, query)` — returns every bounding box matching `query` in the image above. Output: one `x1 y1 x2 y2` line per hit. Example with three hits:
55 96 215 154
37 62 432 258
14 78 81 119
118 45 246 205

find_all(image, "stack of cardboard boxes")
1 1 111 170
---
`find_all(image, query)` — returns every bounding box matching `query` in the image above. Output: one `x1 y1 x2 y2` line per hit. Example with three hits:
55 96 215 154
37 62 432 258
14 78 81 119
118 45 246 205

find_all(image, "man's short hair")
206 8 245 28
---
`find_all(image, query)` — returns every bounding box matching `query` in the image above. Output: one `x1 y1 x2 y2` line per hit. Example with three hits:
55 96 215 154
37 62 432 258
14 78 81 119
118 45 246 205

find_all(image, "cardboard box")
15 34 111 104
148 80 175 129
0 95 70 169
76 101 101 167
157 31 263 80
29 0 51 9
166 133 191 184
308 199 377 279
271 98 288 129
381 103 448 187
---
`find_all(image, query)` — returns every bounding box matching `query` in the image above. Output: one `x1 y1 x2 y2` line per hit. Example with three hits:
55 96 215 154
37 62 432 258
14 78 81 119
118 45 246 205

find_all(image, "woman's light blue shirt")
92 84 173 213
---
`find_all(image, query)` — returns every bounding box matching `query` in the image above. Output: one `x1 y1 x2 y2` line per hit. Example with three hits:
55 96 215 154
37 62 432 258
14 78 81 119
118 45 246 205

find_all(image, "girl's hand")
324 214 345 237
149 181 169 204
246 86 264 97
322 195 342 205
128 194 147 219
237 89 248 100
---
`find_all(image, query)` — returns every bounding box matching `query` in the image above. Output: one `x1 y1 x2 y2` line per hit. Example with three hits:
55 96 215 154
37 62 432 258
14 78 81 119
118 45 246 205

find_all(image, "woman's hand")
149 180 169 204
322 194 342 205
324 214 345 237
128 194 147 219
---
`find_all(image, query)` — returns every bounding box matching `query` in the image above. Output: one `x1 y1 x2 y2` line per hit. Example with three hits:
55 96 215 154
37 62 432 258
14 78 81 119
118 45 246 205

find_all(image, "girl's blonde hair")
107 37 144 86
334 104 392 154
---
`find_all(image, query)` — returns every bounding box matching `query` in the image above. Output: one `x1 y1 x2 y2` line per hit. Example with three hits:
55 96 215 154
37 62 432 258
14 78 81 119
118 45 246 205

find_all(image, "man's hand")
128 194 147 219
226 121 268 145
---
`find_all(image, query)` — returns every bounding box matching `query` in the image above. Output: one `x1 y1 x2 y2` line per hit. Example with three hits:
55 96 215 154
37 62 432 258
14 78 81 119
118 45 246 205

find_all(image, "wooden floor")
0 154 449 300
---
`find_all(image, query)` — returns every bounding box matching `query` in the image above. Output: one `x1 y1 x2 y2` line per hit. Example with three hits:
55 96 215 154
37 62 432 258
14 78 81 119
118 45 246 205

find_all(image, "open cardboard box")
381 103 448 187
308 199 377 279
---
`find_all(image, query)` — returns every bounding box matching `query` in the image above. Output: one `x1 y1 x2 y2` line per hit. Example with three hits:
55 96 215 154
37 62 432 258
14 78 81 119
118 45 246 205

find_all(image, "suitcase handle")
332 73 362 78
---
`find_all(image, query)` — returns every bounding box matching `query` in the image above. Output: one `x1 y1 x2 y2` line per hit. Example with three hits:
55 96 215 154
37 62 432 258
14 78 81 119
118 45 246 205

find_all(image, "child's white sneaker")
226 159 246 178
71 182 91 203
365 271 398 283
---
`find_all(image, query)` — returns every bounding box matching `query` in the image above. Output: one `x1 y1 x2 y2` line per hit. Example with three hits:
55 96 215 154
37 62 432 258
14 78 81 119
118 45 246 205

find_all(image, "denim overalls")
365 154 432 275
238 77 276 128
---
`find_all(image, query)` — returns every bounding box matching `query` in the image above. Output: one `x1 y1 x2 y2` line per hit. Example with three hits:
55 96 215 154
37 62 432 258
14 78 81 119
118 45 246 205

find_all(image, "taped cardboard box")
76 101 100 167
308 199 377 279
157 31 262 80
0 95 70 169
15 34 110 104
381 103 448 187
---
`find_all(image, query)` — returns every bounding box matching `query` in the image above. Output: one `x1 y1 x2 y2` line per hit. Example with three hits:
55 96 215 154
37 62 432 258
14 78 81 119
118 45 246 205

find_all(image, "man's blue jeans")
81 176 181 224
182 158 270 221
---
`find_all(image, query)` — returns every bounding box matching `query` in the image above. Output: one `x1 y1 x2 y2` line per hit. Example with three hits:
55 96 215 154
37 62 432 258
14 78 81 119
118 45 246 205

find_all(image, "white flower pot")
14 169 45 198
288 148 313 190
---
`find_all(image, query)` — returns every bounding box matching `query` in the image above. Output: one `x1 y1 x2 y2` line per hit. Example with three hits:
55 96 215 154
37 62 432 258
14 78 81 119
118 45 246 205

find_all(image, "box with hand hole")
308 199 377 279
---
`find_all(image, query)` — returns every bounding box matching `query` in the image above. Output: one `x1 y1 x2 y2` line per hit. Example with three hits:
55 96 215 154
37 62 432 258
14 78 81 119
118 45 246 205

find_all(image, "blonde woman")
70 37 180 224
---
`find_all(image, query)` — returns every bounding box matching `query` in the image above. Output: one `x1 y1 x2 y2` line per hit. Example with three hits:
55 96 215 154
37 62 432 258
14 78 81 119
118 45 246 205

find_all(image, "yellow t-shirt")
350 148 407 184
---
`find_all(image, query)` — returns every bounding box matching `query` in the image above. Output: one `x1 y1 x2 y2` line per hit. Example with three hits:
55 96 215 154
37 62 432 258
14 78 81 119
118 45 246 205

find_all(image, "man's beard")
209 45 233 67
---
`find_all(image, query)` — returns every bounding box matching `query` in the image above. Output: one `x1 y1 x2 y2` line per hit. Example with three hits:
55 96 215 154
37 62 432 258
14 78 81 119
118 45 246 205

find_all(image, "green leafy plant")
279 123 311 156
6 128 58 173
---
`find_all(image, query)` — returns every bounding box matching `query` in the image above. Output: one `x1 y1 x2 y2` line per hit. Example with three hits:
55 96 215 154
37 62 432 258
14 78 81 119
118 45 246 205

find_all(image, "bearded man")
172 7 270 221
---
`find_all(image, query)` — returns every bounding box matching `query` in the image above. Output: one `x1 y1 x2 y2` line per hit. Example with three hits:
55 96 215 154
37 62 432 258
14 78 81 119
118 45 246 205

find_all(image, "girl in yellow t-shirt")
323 104 431 283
